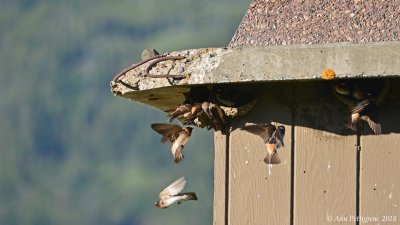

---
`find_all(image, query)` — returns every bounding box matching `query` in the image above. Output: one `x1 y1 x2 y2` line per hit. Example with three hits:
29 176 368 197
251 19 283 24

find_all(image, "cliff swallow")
202 102 226 131
151 123 193 163
333 79 389 134
345 98 381 134
155 177 198 208
165 104 192 123
241 124 285 164
183 103 203 125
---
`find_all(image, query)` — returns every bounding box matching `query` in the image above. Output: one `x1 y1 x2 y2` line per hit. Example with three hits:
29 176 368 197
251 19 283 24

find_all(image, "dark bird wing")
165 104 192 122
350 99 371 114
151 123 183 143
365 116 381 134
274 125 286 147
362 104 381 134
208 103 226 131
241 124 276 143
164 105 179 114
351 99 381 134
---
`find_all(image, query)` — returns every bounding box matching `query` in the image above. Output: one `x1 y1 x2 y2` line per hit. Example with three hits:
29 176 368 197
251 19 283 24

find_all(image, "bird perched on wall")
155 177 198 208
241 124 285 164
333 79 389 134
151 123 193 163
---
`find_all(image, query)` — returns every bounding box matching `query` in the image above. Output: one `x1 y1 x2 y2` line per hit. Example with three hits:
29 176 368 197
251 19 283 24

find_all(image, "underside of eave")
110 42 400 111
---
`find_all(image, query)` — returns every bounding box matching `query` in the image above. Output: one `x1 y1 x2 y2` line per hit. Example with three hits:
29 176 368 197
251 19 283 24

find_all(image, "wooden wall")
213 78 400 225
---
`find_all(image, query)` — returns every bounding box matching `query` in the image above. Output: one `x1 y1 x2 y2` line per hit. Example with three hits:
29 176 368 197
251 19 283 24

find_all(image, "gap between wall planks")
360 79 400 224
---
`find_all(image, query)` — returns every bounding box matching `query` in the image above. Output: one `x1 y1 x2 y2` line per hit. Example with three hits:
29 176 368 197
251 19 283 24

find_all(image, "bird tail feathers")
264 151 281 164
174 149 184 163
185 192 198 200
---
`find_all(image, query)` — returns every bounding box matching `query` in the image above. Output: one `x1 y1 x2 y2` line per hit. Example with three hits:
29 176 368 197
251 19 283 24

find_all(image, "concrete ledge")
110 42 400 110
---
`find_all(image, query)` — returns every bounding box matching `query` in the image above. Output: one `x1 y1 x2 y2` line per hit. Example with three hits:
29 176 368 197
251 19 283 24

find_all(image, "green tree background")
0 0 250 224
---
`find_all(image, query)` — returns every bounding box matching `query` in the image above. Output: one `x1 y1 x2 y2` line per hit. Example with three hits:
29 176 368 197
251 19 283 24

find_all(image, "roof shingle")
229 0 400 47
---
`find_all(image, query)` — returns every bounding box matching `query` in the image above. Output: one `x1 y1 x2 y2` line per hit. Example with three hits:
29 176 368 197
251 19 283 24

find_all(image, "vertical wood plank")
295 129 357 224
228 83 292 225
360 135 400 224
360 79 400 224
294 81 357 225
214 131 227 225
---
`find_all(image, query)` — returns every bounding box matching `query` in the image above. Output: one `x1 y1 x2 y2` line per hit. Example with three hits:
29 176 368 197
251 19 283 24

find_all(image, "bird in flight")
155 177 198 208
151 123 193 163
241 124 285 164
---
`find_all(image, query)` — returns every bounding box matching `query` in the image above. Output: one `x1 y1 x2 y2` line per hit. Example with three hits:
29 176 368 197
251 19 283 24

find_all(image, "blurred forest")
0 0 250 224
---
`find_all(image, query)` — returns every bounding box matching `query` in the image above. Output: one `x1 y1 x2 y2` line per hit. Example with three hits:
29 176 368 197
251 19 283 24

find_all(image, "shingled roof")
230 0 400 47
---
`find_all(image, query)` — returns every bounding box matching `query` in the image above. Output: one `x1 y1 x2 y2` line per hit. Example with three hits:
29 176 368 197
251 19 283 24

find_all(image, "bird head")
184 127 193 135
334 82 352 96
154 201 163 208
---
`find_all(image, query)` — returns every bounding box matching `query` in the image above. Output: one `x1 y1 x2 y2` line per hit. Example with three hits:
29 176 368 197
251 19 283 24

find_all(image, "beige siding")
213 79 399 225
360 83 400 224
228 84 292 225
294 128 356 224
229 127 292 225
361 134 400 224
214 131 227 225
294 81 357 225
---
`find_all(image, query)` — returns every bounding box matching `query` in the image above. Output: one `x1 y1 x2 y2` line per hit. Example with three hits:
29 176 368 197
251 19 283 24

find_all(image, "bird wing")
159 176 186 199
351 99 371 113
365 117 381 135
363 105 381 134
241 124 275 143
208 103 226 131
165 104 192 117
275 125 286 147
164 105 179 113
151 123 183 143
351 99 381 134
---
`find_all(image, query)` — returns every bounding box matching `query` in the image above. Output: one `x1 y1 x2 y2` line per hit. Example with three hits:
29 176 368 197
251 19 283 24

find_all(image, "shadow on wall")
228 77 400 136
122 77 400 136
